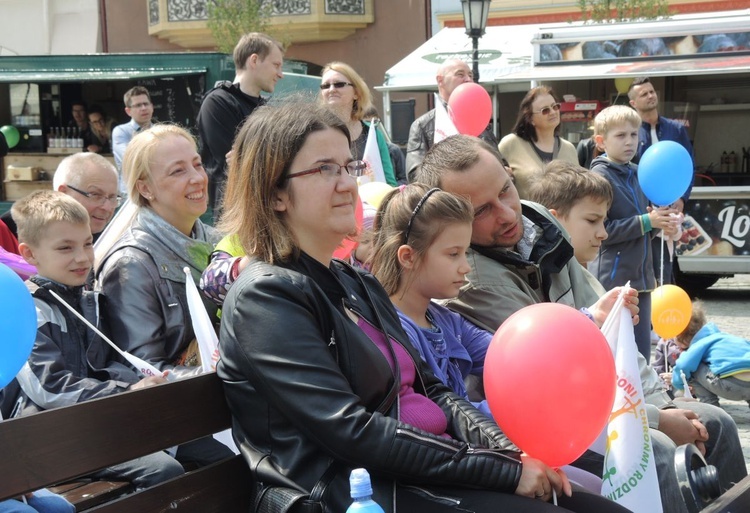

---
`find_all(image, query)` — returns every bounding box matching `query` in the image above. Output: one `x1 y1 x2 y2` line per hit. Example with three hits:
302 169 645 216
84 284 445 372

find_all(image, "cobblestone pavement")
671 274 750 471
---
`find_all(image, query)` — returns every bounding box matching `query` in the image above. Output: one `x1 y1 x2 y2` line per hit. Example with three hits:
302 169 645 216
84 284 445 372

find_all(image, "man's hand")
588 286 639 328
658 408 709 455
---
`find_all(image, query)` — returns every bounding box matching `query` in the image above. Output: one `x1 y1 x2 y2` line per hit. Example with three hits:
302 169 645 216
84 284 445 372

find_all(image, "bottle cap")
349 468 373 499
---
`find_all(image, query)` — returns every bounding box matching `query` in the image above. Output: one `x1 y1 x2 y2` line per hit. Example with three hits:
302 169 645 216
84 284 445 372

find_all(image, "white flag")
48 289 166 380
433 93 458 143
361 120 386 184
600 299 662 511
183 267 219 373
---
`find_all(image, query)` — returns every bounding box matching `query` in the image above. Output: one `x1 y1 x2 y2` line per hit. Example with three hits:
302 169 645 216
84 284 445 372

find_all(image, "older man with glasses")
54 152 121 241
0 152 120 259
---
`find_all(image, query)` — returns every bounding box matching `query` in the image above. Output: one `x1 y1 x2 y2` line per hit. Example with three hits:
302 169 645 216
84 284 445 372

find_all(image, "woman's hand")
589 286 640 327
516 455 572 501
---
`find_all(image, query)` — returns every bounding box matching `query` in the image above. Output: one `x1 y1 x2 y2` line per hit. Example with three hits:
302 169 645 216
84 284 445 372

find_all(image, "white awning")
377 24 540 93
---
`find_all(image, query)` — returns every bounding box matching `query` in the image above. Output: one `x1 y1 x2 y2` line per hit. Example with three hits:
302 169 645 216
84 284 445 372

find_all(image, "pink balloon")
448 83 492 136
333 198 364 260
484 303 616 468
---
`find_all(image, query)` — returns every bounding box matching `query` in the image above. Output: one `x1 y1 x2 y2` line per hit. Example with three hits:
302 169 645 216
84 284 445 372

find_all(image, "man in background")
405 58 497 181
628 76 694 285
112 86 154 191
197 32 284 219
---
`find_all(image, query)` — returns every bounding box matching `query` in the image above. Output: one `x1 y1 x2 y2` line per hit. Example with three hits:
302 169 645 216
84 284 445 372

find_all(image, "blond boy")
10 190 183 489
587 105 677 360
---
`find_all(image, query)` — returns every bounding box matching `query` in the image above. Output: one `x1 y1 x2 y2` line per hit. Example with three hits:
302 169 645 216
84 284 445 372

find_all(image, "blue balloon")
0 263 37 389
637 141 693 206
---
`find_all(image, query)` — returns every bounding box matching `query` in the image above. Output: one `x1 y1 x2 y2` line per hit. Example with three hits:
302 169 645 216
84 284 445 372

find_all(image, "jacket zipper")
610 251 621 281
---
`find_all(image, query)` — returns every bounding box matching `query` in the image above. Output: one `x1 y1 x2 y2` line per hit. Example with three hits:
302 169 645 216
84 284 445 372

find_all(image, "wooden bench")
0 373 253 512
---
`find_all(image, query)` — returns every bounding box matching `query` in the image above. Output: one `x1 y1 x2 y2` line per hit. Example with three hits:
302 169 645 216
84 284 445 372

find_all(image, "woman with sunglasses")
498 86 578 199
216 100 631 513
320 61 405 185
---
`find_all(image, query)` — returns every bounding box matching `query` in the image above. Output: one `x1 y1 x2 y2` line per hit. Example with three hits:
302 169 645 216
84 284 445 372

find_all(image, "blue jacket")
635 115 694 204
672 323 750 390
397 302 492 416
589 156 656 292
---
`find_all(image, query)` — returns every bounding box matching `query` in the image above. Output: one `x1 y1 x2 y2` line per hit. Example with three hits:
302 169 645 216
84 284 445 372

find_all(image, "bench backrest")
0 373 253 512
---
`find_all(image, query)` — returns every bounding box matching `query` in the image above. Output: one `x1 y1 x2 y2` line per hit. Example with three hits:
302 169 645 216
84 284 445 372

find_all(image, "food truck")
496 10 750 294
380 10 750 293
0 53 320 211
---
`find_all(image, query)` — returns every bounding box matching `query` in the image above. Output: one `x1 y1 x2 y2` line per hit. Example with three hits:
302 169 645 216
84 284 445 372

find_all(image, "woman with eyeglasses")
96 124 225 379
216 100 631 513
320 61 405 185
498 86 578 199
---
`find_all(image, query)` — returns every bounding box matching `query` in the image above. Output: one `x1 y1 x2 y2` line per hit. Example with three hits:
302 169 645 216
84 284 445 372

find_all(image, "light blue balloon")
637 141 693 206
0 263 37 389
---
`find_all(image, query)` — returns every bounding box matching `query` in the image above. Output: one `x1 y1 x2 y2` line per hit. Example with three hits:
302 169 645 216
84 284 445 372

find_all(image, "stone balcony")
148 0 375 48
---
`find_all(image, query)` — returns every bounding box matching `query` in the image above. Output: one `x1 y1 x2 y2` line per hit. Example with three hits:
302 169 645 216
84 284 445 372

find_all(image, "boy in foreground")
9 190 183 490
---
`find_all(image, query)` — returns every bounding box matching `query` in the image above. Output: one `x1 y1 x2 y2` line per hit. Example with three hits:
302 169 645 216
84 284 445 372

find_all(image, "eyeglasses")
89 117 106 126
319 82 354 90
129 102 151 109
66 185 122 207
533 103 561 116
282 160 368 183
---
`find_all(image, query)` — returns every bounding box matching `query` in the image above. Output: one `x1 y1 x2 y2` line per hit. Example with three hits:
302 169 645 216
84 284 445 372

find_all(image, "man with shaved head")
405 58 497 181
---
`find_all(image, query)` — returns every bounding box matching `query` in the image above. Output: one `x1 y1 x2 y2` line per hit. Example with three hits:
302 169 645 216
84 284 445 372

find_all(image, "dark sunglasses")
319 81 354 90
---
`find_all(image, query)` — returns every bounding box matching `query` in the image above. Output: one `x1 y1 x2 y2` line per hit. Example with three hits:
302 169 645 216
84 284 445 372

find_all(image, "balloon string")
660 235 665 287
552 489 557 506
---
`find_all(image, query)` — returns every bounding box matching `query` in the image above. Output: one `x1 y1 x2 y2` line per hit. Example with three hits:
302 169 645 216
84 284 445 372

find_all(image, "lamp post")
460 0 492 83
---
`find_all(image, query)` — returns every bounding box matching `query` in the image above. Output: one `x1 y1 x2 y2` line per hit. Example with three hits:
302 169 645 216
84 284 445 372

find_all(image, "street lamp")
460 0 492 83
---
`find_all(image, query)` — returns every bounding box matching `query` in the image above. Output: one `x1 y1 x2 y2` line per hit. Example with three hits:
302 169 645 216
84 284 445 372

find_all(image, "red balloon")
333 197 364 260
448 82 492 136
484 303 616 468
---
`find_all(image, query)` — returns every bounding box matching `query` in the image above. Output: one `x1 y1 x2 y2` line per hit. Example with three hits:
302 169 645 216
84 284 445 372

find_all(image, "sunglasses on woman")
533 103 561 116
320 81 354 90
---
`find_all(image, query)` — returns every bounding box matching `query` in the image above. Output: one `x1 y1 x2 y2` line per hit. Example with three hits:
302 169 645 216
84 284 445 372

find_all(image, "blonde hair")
122 124 197 208
217 99 349 264
321 61 372 122
12 190 89 246
527 160 613 217
594 105 641 138
370 184 473 296
676 300 707 346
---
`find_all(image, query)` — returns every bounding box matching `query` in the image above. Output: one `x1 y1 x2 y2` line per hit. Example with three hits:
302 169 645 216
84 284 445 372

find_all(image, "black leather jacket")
218 254 522 513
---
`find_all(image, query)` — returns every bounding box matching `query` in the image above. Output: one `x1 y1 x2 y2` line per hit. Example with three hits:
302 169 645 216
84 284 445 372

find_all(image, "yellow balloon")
358 181 394 210
614 77 634 94
651 285 692 339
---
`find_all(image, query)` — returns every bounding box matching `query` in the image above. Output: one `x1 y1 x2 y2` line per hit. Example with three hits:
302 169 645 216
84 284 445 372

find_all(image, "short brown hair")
123 86 151 108
676 300 707 346
415 135 504 188
527 160 613 217
12 190 89 246
218 99 349 264
233 32 284 70
627 76 652 100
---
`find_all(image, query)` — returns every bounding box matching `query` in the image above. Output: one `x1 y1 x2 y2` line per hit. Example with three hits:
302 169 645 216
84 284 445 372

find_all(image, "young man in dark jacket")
196 32 284 217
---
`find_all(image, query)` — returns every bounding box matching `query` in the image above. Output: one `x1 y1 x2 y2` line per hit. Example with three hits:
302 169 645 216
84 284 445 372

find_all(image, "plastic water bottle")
346 468 384 513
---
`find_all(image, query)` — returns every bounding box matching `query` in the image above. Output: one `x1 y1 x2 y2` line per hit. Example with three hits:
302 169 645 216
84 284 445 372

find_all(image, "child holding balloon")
588 105 679 361
369 183 607 494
